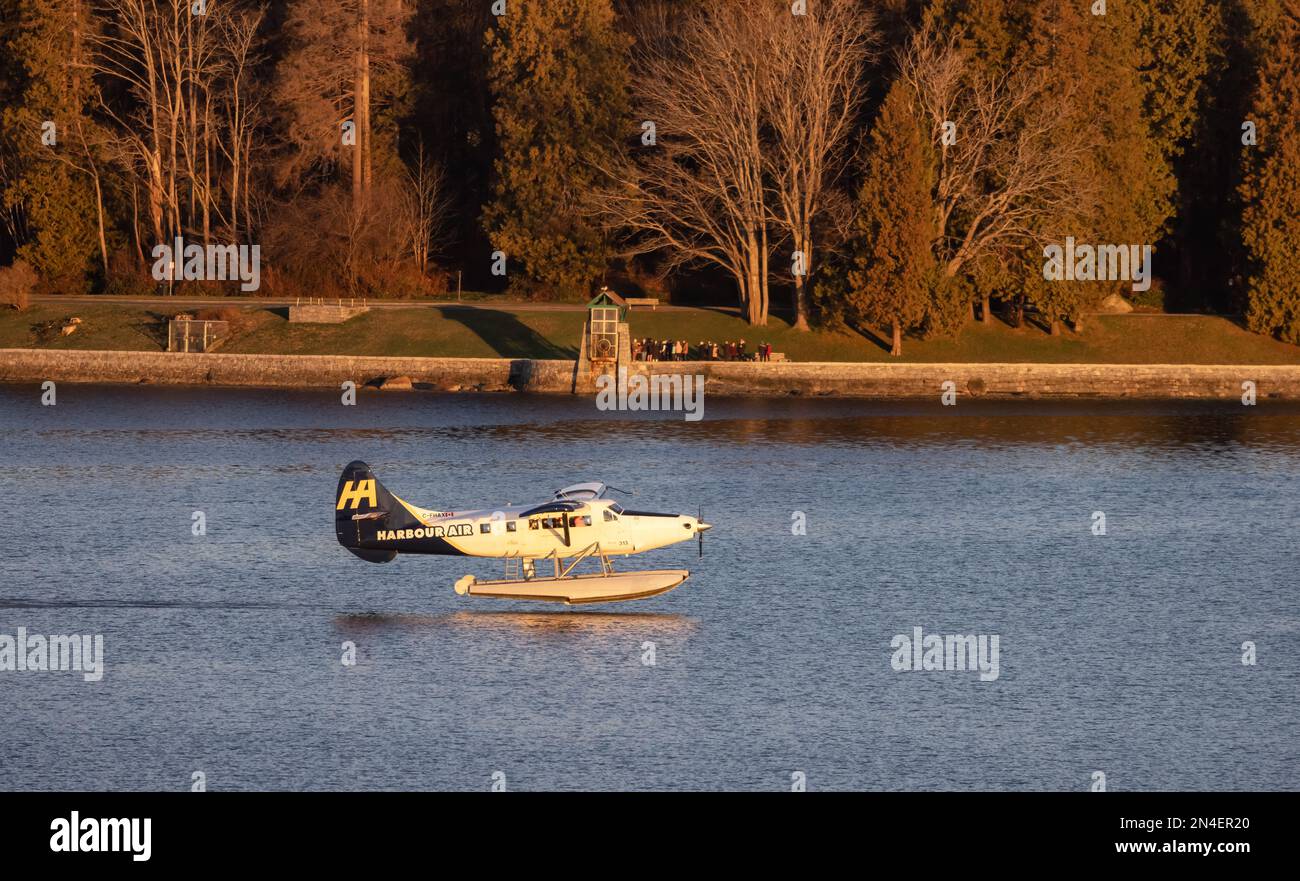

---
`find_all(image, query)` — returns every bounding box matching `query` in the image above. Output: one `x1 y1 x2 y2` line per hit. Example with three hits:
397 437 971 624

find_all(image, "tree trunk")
743 272 761 325
231 145 240 241
149 184 165 248
242 132 252 236
981 292 991 323
360 0 372 204
75 119 109 276
201 94 211 245
792 226 810 331
744 227 763 325
201 155 211 245
792 275 810 330
131 181 144 266
1050 318 1060 336
891 319 902 357
352 1 369 211
91 169 109 276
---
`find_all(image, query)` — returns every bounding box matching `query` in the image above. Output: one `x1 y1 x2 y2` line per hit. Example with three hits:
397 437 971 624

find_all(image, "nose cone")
696 521 712 532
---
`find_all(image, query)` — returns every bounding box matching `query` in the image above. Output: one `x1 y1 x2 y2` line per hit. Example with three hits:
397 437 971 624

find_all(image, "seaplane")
334 461 711 604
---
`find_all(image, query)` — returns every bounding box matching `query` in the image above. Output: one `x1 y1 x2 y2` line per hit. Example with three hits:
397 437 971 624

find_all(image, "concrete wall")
287 304 370 323
2 348 1298 398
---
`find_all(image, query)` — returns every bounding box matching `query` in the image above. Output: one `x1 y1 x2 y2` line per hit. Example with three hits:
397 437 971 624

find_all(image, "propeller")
698 505 704 558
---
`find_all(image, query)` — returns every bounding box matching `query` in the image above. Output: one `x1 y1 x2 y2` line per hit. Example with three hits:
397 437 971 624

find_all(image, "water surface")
1 385 1296 791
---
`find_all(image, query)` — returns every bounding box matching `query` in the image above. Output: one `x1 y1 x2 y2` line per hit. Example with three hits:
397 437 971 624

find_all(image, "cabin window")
529 520 538 530
609 502 625 515
582 515 592 526
507 521 517 532
603 510 617 522
569 516 581 527
480 523 491 534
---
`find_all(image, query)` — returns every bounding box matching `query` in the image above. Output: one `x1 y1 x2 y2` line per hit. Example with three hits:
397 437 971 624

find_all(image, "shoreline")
1 348 1297 399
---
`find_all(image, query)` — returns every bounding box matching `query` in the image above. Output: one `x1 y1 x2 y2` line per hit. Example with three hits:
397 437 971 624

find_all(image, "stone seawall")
644 361 1300 399
2 348 1298 398
0 349 578 393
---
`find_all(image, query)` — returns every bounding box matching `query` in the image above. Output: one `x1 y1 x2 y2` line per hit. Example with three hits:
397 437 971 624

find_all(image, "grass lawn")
0 304 175 352
3 302 1300 364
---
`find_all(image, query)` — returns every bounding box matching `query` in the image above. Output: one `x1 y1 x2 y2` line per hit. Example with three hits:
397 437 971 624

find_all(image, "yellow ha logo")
336 479 378 510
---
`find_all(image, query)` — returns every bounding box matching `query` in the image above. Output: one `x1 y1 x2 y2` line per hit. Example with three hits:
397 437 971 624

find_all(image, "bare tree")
215 5 265 242
764 0 876 330
398 141 454 276
90 1 225 250
597 2 774 325
897 26 1095 322
86 0 276 276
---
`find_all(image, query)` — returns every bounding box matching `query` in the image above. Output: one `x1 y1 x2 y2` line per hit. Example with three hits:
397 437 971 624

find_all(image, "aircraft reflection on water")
334 610 698 637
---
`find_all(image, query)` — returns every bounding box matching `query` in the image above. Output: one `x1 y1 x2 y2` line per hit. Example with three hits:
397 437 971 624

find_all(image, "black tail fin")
334 460 405 563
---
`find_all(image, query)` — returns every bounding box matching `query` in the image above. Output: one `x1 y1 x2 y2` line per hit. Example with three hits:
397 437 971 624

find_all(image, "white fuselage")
385 496 705 559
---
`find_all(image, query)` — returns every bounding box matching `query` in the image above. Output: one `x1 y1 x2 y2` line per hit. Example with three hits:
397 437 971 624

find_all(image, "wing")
518 498 591 548
519 499 587 518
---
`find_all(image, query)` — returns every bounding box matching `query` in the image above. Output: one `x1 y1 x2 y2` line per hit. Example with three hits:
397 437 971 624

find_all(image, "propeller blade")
698 506 704 558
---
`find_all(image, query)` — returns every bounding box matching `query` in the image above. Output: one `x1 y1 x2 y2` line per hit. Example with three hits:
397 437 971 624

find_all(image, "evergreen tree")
276 0 413 209
844 80 933 357
0 0 104 285
925 0 1029 70
1239 0 1300 342
483 0 628 297
1020 0 1167 331
1137 0 1225 178
1136 0 1226 308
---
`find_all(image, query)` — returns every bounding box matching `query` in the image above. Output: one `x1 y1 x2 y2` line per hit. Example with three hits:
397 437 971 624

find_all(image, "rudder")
335 460 398 563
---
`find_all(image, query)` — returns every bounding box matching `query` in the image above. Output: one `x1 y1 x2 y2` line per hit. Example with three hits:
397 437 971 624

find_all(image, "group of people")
634 338 776 362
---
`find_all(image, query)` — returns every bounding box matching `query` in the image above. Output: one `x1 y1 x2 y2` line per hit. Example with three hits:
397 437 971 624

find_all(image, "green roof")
586 288 627 316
